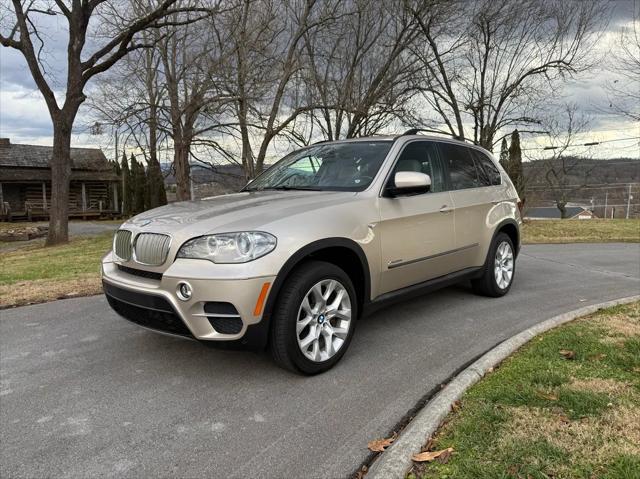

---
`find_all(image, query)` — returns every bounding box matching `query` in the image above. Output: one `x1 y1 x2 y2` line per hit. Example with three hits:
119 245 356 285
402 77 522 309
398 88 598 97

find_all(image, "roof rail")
399 128 468 143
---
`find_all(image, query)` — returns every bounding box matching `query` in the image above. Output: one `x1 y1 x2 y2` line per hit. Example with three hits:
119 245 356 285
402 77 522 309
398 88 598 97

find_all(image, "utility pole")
626 184 633 219
604 191 608 219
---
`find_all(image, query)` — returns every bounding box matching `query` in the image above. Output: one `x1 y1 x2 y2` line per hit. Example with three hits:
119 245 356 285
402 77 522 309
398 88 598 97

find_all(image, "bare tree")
157 6 237 200
408 0 606 151
605 2 640 121
529 104 593 218
0 0 208 244
301 0 419 140
217 0 345 179
89 31 169 209
213 0 275 179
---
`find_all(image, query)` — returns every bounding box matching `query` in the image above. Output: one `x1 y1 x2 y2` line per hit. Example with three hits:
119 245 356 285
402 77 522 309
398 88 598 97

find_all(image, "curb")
366 295 640 479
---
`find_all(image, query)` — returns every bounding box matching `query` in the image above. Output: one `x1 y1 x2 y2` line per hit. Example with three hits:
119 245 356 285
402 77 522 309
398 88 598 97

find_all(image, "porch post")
81 182 87 212
42 182 47 210
113 183 119 213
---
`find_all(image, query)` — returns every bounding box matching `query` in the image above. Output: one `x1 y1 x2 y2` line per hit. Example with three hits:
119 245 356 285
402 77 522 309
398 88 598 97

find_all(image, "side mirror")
386 171 431 197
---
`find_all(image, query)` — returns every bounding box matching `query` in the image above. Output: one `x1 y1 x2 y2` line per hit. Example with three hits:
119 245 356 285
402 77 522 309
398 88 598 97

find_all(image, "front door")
378 140 455 294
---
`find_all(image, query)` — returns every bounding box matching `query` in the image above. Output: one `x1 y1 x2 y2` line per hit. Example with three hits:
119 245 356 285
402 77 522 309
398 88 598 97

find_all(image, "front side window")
439 143 483 190
246 141 392 192
389 141 446 193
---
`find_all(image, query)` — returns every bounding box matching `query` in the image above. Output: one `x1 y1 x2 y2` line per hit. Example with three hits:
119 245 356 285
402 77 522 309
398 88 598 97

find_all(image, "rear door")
378 140 455 294
438 142 496 270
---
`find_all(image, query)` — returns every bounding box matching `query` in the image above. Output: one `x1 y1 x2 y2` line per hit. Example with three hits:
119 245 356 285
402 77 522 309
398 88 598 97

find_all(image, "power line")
525 160 640 168
527 184 639 190
522 136 640 151
581 126 640 134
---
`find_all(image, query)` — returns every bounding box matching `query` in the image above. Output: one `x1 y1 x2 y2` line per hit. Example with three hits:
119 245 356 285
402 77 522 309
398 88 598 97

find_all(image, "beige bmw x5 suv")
102 132 521 374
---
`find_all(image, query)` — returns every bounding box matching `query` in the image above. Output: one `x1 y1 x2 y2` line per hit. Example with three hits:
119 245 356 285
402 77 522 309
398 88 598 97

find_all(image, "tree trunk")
174 137 191 201
238 103 255 180
479 130 494 152
147 106 166 208
255 134 272 175
557 201 568 219
46 116 73 246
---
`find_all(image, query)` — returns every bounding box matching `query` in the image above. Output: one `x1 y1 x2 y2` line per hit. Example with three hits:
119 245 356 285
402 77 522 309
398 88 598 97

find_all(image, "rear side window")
472 150 502 186
438 143 481 190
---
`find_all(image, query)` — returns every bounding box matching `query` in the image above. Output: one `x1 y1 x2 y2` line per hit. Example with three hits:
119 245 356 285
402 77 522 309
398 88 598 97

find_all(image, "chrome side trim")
388 243 479 269
192 313 242 318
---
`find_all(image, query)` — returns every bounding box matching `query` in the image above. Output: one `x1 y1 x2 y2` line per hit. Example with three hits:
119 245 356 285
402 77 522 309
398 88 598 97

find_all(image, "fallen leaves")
536 390 558 401
367 435 395 452
588 353 606 361
559 349 576 360
412 447 454 463
354 465 368 479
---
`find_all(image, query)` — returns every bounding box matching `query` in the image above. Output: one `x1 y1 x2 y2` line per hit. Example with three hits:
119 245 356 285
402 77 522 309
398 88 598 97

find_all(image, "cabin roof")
0 140 111 171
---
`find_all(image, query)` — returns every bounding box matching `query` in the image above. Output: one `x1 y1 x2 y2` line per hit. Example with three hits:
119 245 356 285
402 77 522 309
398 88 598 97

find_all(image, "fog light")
177 282 192 301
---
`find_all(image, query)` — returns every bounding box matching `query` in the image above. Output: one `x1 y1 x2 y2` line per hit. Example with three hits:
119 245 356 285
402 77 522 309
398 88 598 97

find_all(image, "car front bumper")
101 256 276 346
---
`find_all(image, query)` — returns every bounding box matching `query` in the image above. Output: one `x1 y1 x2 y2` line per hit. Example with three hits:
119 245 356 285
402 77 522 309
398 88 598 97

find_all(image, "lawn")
0 232 113 308
0 218 638 308
522 219 640 244
409 302 640 479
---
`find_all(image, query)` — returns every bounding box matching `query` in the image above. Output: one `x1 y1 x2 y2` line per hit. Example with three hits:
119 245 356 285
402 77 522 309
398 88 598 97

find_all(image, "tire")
471 232 516 297
270 260 358 375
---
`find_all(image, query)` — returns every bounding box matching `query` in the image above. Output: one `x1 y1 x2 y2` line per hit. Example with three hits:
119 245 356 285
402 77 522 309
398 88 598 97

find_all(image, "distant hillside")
524 157 639 187
161 157 640 218
523 157 640 218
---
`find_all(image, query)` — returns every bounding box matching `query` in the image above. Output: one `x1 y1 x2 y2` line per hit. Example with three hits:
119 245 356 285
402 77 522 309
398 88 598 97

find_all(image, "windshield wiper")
258 186 322 191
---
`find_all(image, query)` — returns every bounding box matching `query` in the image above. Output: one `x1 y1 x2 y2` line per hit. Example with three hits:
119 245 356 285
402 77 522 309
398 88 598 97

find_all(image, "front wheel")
270 261 357 374
472 232 516 297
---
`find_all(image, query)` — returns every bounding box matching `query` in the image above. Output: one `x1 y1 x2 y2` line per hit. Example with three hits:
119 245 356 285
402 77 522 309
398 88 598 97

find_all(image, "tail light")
517 200 524 214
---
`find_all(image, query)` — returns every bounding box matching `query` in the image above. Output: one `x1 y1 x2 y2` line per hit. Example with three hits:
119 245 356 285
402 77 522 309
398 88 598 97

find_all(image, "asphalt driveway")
1 243 639 478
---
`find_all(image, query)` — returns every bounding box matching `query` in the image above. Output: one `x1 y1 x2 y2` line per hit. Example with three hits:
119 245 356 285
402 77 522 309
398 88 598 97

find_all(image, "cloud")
0 1 637 160
609 0 636 27
0 89 53 140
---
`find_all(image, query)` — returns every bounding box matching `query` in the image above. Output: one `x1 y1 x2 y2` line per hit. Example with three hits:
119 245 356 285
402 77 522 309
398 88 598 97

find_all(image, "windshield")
245 141 392 192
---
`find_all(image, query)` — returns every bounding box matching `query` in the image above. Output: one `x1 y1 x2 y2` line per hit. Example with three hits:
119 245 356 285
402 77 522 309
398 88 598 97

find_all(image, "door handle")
439 205 453 213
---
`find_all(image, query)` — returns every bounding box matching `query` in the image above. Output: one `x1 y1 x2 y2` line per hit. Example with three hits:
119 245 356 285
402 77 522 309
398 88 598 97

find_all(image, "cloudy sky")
0 0 638 162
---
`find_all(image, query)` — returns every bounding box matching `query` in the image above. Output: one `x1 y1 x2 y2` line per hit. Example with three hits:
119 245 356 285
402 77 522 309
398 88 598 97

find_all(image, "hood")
123 190 356 237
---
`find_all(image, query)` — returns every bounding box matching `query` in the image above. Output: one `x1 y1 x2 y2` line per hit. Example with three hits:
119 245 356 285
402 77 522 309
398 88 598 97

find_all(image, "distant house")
0 138 120 221
525 206 597 220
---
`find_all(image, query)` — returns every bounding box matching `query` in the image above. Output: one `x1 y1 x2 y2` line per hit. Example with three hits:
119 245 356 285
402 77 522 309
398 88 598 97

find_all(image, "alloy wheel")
494 241 514 289
296 279 352 362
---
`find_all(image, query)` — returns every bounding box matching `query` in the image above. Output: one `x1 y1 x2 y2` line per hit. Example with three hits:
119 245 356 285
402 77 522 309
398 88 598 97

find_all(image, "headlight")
177 232 277 263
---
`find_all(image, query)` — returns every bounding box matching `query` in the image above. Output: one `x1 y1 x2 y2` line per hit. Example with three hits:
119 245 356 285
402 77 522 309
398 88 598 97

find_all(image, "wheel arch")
494 218 520 257
263 238 371 325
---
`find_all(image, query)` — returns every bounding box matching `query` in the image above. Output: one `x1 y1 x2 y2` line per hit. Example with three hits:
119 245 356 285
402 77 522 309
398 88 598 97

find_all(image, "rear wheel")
270 261 357 374
472 232 515 297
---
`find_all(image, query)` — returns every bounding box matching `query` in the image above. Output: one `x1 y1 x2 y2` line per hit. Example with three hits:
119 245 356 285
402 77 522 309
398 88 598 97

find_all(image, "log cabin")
0 138 120 221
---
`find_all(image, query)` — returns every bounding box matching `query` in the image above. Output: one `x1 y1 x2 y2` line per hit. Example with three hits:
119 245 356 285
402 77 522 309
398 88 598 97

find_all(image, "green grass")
0 232 112 285
409 302 640 479
0 232 112 307
522 219 640 244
